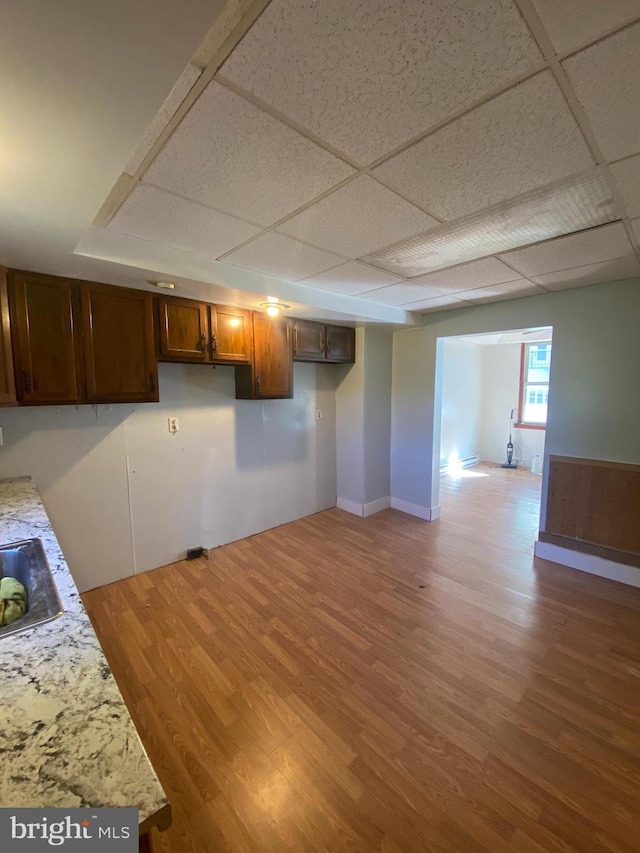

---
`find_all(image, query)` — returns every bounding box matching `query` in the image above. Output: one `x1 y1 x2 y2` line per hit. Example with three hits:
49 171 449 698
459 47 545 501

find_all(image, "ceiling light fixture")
361 169 618 278
153 280 176 289
259 300 290 317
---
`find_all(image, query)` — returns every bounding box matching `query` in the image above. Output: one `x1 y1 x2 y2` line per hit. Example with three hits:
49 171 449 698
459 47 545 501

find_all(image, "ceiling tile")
530 0 640 55
532 255 640 290
373 72 594 220
402 294 469 312
277 176 437 258
610 155 640 218
107 184 261 258
299 261 403 296
563 23 640 162
458 280 544 303
223 232 344 281
220 0 542 165
357 282 445 306
500 222 633 277
409 257 523 293
144 81 354 225
633 218 640 245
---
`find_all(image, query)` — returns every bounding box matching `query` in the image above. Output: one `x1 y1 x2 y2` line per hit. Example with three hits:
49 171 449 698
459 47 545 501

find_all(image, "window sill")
515 423 546 431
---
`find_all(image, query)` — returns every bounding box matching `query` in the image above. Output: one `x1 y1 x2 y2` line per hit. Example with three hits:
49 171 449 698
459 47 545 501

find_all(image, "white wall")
440 338 483 465
0 361 337 591
480 342 545 467
335 326 393 515
391 276 640 530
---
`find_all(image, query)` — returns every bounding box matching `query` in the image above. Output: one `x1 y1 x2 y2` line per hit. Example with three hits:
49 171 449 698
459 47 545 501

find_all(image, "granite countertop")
0 477 169 833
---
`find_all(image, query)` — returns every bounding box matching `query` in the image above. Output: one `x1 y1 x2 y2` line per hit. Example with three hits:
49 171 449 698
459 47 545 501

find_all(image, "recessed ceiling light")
259 300 291 317
153 280 176 289
361 169 618 278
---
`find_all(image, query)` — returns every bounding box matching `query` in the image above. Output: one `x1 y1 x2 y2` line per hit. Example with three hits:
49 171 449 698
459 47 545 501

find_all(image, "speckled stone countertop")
0 477 170 832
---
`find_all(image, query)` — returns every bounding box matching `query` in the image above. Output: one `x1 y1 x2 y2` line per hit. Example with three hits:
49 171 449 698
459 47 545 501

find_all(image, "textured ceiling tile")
401 294 468 311
299 261 403 295
357 282 445 306
108 184 261 258
610 155 640 218
532 255 640 290
144 81 354 225
633 217 640 245
500 222 633 276
223 232 344 280
531 0 640 55
459 280 543 302
373 72 594 220
221 0 542 164
409 257 522 293
563 24 640 162
278 176 438 257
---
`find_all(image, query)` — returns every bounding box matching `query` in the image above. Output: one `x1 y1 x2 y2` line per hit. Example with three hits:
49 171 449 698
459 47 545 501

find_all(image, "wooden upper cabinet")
0 269 16 406
158 296 209 362
9 271 80 404
81 283 158 403
158 298 252 365
325 324 355 363
235 314 293 399
210 306 252 364
293 320 355 363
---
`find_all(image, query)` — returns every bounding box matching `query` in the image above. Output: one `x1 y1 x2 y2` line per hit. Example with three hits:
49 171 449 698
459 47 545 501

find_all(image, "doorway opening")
435 326 553 542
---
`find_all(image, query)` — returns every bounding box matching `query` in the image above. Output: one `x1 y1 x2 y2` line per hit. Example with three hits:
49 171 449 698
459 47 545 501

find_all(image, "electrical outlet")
168 417 179 433
316 409 324 420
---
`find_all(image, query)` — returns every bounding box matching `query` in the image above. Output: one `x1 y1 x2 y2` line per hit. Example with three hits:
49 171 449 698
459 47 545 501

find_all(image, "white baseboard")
534 540 640 589
363 496 391 517
336 497 364 517
336 496 391 517
390 498 440 521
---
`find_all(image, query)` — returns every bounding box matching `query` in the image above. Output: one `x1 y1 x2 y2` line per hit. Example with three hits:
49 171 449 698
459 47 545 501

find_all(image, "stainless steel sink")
0 538 63 639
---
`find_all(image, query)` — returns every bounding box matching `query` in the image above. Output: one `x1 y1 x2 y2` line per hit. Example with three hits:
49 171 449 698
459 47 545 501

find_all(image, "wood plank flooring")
83 464 640 852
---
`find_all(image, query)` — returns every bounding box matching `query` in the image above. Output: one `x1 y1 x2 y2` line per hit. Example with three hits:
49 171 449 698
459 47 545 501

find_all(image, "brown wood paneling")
9 270 80 404
81 283 158 403
0 269 16 406
545 455 640 556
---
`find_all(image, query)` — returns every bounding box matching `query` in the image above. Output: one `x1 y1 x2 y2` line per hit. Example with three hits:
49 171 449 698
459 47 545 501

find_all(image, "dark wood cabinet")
293 320 354 363
235 314 293 399
81 283 158 403
0 269 16 406
158 298 251 365
9 270 81 404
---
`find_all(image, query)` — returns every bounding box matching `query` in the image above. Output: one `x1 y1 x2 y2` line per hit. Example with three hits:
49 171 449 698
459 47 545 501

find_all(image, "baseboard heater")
440 455 480 473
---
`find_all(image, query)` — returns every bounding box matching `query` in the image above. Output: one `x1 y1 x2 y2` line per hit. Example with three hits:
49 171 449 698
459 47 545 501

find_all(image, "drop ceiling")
3 0 640 326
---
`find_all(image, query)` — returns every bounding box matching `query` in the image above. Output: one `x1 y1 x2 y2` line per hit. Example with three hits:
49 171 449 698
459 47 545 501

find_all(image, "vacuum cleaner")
501 409 518 469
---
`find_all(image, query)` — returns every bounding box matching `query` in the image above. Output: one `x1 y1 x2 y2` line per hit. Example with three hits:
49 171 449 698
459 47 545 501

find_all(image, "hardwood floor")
83 463 640 852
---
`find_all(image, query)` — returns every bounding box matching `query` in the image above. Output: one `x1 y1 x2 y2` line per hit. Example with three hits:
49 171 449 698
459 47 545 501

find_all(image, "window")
518 342 551 427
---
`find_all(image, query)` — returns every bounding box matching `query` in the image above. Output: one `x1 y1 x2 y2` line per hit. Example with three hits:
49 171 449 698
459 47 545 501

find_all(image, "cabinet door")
325 325 355 363
0 269 16 406
158 296 210 362
81 283 158 403
210 306 252 363
251 315 293 399
9 271 80 404
293 320 326 361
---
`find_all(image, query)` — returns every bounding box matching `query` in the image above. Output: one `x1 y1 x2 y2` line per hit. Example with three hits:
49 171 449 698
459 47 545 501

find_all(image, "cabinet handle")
198 334 207 352
22 369 31 393
210 334 217 354
326 339 331 354
149 373 156 392
256 376 261 396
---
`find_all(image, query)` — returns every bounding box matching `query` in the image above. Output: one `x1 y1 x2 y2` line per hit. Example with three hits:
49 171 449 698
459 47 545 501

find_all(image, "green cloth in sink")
0 577 27 626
